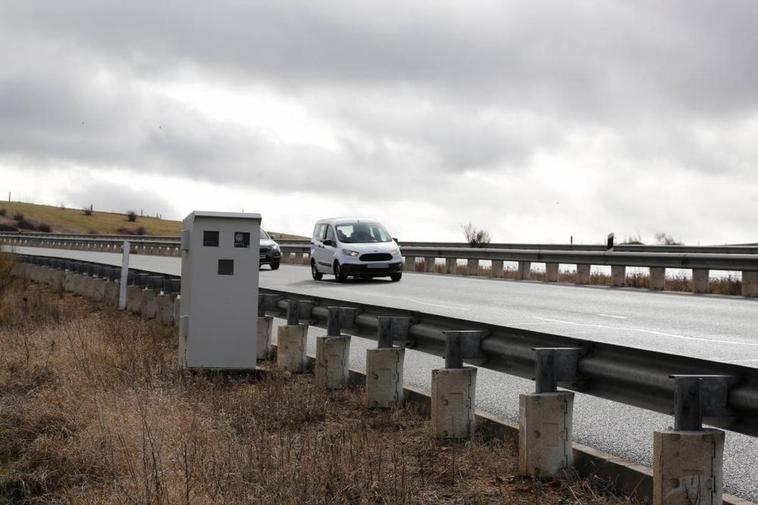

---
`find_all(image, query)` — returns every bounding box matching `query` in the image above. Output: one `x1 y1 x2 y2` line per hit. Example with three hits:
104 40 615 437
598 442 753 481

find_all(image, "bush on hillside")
17 219 35 230
0 223 18 232
126 211 137 222
36 223 52 233
83 206 93 216
0 208 6 217
12 212 24 221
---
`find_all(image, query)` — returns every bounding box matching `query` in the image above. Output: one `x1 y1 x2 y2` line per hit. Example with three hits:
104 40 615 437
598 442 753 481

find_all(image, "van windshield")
335 223 392 243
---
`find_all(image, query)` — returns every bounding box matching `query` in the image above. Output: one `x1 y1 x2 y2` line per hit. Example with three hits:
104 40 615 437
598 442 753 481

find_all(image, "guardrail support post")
545 262 559 282
519 348 580 478
315 307 351 389
575 264 591 285
650 267 666 291
692 269 710 294
294 252 304 265
405 255 416 273
256 294 275 360
431 331 478 439
491 259 503 278
742 271 758 297
424 256 436 273
653 375 729 505
366 316 407 408
517 261 531 280
445 258 456 274
611 265 626 287
276 299 308 373
466 258 479 276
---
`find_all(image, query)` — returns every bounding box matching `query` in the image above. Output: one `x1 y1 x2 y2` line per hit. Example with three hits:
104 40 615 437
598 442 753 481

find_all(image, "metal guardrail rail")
3 232 758 296
11 252 758 439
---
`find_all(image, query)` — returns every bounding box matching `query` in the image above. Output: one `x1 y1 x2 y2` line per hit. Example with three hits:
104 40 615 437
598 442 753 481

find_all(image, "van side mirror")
323 239 335 247
393 237 399 244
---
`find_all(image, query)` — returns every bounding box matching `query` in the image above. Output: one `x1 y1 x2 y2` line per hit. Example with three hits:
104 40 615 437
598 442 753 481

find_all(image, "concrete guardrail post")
742 271 758 298
256 294 275 360
366 316 407 408
431 331 477 439
294 252 304 265
424 256 436 273
611 265 626 287
404 255 416 273
545 262 559 282
692 269 709 294
491 259 503 278
519 348 578 478
445 258 456 274
466 258 479 276
653 375 727 505
650 267 666 291
315 306 352 390
517 261 531 281
276 299 308 373
576 264 591 285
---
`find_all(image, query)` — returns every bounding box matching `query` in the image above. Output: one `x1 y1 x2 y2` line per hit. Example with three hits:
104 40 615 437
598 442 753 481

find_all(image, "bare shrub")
135 226 147 235
462 222 491 248
126 211 137 222
16 219 35 230
82 206 93 216
654 232 682 245
0 223 18 232
0 208 6 216
36 223 52 233
12 212 24 221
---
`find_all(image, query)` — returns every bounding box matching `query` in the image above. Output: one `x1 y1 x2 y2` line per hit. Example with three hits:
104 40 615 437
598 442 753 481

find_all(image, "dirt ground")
0 266 637 504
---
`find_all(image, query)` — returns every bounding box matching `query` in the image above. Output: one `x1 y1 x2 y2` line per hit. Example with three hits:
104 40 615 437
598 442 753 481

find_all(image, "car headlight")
342 249 359 257
272 243 280 251
390 248 400 256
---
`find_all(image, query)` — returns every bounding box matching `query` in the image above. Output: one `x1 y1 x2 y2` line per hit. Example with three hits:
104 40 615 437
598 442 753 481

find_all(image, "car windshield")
335 222 392 243
259 229 270 240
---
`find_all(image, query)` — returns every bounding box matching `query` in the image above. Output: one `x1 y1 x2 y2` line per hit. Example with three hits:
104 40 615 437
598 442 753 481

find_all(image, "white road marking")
597 313 628 319
533 316 758 347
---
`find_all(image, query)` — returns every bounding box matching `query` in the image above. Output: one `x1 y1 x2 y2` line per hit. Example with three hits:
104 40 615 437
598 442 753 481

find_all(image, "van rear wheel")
311 260 323 281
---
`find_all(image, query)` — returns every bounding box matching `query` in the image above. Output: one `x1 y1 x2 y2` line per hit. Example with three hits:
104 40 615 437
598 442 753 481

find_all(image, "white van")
310 218 404 282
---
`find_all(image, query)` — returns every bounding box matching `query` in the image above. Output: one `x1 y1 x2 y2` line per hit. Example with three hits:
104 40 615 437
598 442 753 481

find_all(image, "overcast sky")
1 1 757 244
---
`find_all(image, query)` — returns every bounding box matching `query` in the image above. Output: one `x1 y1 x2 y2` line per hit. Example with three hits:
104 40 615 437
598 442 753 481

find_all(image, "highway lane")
6 245 758 500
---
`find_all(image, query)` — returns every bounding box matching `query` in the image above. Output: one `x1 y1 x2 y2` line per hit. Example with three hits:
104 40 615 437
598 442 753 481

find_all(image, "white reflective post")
118 240 130 310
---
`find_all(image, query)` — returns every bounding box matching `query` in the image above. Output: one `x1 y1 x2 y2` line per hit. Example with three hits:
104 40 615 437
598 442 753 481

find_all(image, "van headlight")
342 249 359 257
273 243 280 252
390 248 400 256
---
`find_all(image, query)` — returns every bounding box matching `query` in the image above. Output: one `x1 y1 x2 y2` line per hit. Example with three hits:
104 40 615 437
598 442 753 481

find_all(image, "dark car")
260 229 282 270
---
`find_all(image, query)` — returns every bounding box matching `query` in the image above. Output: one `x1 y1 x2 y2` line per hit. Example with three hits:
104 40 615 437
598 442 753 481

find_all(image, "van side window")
325 225 335 243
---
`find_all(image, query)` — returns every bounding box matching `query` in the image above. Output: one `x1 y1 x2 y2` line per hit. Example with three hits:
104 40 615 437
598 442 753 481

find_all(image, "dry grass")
0 265 636 505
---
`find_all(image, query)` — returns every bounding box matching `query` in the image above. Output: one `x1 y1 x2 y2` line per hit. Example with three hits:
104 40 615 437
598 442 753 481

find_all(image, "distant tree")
462 222 491 248
83 205 93 216
655 232 682 246
126 211 138 222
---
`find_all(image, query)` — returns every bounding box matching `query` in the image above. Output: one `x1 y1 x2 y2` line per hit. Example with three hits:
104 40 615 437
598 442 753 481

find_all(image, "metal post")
257 294 265 317
673 376 702 431
607 233 614 250
535 349 557 393
286 299 299 326
444 331 464 369
118 240 130 310
377 316 393 348
327 306 341 336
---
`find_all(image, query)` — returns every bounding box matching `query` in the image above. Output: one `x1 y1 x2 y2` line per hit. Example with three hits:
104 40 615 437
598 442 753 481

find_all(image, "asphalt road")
7 246 758 500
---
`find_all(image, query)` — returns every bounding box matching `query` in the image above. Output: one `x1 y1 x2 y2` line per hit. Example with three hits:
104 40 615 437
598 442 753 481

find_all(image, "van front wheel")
334 262 348 283
390 272 402 282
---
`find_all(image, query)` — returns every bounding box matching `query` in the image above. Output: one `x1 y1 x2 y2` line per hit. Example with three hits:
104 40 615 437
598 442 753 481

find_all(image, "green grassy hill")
0 201 305 239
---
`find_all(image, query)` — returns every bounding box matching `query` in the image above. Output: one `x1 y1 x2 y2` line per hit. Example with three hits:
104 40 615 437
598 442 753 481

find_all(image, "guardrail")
2 232 758 297
10 252 758 440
